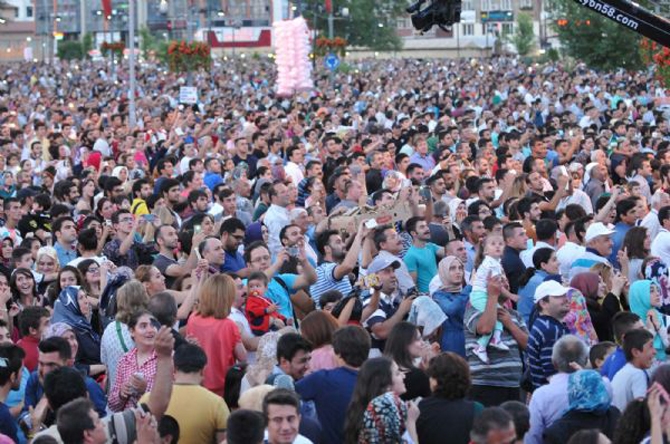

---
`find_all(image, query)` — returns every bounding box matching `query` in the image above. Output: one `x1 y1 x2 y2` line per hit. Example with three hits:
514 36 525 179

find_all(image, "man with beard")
220 218 248 276
403 216 446 293
310 225 368 307
153 224 202 289
160 178 183 229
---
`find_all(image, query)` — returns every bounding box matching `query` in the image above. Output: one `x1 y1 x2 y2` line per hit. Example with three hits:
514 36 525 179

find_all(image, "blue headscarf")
51 286 99 342
629 280 666 361
567 370 611 415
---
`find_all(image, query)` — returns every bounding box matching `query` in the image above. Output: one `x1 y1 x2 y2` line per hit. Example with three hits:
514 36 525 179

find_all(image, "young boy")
16 307 50 372
601 312 644 380
245 272 286 336
589 341 616 371
611 329 655 412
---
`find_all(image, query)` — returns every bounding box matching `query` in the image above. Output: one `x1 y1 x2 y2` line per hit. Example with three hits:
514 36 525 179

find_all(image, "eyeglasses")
250 255 270 263
119 217 134 223
87 268 100 274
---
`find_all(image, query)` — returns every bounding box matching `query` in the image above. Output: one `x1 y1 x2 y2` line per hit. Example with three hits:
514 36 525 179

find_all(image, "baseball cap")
584 222 615 243
534 280 570 304
368 256 401 274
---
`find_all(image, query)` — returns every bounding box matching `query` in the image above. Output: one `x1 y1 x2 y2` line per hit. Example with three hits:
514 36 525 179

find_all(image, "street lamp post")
129 0 137 129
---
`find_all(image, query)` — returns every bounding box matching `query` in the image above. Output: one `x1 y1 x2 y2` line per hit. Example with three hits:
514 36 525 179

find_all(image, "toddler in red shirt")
245 272 286 336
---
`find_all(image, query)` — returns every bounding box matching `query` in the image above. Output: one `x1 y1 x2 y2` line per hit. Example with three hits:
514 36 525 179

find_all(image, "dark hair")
52 216 75 237
517 197 538 219
262 388 300 418
384 322 419 370
535 219 558 242
56 398 96 444
276 333 312 362
0 344 24 386
316 230 339 256
174 343 207 373
18 306 50 337
623 226 649 259
247 271 269 287
612 311 642 344
616 197 638 220
226 409 266 444
220 217 246 236
127 309 155 330
243 241 269 264
148 291 178 327
44 366 87 412
564 204 588 221
38 336 72 361
279 223 300 245
623 328 654 361
223 363 248 411
344 357 394 444
660 205 670 226
426 352 471 400
651 364 670 396
332 325 371 368
500 401 530 441
470 407 514 444
460 215 481 235
10 247 31 267
77 228 98 252
567 429 605 444
405 216 424 236
131 178 150 199
158 415 180 444
612 399 650 444
319 290 343 309
502 221 524 241
589 341 616 369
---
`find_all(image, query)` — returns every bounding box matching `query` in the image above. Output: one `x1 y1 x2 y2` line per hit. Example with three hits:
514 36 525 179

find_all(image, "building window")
463 0 475 10
519 0 533 9
396 17 409 28
480 0 492 11
502 22 513 35
26 6 33 18
462 23 474 35
501 0 512 10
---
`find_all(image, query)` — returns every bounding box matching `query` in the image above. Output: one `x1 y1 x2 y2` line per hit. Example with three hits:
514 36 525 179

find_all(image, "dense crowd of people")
0 54 668 443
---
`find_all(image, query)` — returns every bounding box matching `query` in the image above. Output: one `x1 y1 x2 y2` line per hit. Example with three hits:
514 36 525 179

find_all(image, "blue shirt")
204 171 223 191
23 369 107 418
243 274 298 321
0 402 17 444
609 222 632 268
403 242 440 293
433 286 471 357
527 315 569 389
601 347 627 381
54 242 77 267
296 367 358 444
222 250 246 273
517 270 549 326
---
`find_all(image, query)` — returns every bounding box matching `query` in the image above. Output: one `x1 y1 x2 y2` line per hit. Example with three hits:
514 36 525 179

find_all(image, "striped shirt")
309 262 352 308
527 315 569 389
464 303 528 388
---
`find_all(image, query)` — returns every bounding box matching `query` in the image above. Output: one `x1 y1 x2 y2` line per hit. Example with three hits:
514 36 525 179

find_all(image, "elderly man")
569 222 614 279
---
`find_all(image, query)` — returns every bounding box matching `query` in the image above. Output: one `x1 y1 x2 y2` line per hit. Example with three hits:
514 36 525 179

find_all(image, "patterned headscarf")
644 258 670 308
359 391 408 444
567 370 611 415
562 288 599 348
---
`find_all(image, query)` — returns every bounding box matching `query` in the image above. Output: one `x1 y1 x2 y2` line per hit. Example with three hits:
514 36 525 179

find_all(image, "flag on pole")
102 0 112 17
325 0 332 13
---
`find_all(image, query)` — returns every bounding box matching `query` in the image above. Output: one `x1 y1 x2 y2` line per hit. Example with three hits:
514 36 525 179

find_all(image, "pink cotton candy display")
273 17 314 97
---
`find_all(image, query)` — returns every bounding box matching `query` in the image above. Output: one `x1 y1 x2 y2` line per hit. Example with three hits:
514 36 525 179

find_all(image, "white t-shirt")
229 307 256 364
472 256 502 293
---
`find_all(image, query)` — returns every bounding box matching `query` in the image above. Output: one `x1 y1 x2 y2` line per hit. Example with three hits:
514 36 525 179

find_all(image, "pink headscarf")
438 256 464 293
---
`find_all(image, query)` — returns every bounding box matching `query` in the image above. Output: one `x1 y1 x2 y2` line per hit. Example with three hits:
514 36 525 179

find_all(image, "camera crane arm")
573 0 670 47
407 0 670 47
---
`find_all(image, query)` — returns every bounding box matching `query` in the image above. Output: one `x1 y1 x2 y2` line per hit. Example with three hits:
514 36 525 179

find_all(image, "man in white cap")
526 280 570 390
568 222 614 279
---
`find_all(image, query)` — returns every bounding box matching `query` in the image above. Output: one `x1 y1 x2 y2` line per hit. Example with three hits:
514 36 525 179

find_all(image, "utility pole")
129 0 137 129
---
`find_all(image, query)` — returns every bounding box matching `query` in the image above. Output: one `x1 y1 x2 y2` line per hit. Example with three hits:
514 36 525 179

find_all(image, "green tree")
139 26 163 58
510 12 534 55
552 0 643 70
57 40 84 60
81 33 94 57
302 0 406 51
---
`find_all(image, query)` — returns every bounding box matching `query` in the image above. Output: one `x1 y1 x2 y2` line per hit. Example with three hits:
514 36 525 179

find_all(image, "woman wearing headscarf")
644 257 670 314
543 370 621 443
571 271 623 342
431 256 471 356
561 288 599 348
629 279 669 362
51 286 101 366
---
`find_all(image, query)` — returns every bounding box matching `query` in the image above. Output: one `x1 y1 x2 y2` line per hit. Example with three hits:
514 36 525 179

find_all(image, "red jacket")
245 291 286 335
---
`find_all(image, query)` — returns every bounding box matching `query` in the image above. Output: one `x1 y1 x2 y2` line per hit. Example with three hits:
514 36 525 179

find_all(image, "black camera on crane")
406 0 462 33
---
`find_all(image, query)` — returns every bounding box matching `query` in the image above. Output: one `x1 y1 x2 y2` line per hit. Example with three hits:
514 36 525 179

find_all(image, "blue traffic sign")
324 53 340 71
